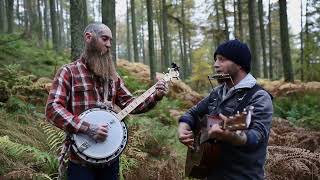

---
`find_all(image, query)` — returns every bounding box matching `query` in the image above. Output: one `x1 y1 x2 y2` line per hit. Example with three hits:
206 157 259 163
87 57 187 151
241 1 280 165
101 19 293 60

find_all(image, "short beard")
82 38 116 80
215 64 238 85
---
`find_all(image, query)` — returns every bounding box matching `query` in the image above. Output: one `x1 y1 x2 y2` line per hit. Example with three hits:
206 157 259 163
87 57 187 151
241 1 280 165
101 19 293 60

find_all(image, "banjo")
71 63 180 165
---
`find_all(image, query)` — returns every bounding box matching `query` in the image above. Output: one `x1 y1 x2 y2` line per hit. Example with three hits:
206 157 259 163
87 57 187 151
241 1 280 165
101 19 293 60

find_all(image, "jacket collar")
222 73 256 100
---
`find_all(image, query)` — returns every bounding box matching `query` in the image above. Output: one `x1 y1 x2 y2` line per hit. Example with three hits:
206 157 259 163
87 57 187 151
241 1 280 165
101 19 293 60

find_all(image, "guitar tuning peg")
243 108 247 114
248 106 254 111
236 111 240 116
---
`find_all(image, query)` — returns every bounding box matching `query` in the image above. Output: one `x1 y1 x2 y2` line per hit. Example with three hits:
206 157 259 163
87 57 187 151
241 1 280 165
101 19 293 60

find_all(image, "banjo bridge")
78 141 91 152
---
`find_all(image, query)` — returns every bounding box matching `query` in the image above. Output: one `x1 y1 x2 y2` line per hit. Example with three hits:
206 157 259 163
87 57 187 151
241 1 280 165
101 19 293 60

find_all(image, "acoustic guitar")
185 106 254 179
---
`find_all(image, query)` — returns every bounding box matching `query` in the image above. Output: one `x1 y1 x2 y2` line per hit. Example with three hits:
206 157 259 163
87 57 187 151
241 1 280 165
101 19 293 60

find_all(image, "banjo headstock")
163 63 180 82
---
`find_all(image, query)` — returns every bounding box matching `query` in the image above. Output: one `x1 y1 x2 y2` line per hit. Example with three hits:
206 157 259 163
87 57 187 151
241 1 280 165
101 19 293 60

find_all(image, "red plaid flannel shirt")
45 58 158 133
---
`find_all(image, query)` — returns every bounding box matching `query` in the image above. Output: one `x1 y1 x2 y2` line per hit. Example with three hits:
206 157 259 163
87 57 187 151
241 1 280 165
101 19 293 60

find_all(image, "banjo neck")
115 83 157 121
115 63 180 121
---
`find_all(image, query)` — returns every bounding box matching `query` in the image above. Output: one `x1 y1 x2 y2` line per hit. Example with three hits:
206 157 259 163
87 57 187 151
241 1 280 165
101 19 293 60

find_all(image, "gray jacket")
179 74 273 180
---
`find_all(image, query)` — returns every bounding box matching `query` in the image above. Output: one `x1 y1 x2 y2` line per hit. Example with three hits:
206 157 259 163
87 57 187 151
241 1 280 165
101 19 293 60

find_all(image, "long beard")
83 40 114 79
87 52 112 78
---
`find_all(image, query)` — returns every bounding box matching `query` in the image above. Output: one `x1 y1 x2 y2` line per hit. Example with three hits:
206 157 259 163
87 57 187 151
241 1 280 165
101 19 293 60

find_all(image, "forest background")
0 0 320 179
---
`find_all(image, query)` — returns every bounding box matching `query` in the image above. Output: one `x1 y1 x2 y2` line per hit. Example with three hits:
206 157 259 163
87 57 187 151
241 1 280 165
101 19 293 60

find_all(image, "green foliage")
144 97 183 125
127 114 180 158
292 38 320 82
5 95 31 113
187 47 214 93
274 93 320 130
0 80 10 103
0 136 58 174
0 108 48 149
39 122 65 154
0 34 69 78
118 68 149 92
0 64 49 107
0 64 33 89
120 154 138 180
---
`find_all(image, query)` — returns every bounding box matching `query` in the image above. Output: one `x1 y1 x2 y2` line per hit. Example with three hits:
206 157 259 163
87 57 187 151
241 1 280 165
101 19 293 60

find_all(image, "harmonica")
208 74 231 79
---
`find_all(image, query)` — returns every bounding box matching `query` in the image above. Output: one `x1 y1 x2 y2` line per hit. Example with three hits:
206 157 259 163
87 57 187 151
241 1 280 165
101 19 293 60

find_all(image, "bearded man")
45 23 167 180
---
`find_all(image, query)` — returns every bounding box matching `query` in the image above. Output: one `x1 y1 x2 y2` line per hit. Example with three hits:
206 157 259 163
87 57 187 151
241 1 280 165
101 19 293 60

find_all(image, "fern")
274 93 320 130
266 146 320 180
0 136 58 173
120 154 138 180
39 121 65 153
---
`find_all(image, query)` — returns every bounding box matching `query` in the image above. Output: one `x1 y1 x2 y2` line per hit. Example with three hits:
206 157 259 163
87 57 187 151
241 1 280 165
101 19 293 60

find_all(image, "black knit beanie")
214 39 251 73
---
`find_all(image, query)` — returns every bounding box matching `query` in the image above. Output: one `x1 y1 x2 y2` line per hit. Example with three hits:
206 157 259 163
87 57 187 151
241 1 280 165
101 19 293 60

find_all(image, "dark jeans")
67 159 119 180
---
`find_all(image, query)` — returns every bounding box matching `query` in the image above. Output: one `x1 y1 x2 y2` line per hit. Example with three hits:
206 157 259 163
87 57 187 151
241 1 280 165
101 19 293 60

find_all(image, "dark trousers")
67 159 119 180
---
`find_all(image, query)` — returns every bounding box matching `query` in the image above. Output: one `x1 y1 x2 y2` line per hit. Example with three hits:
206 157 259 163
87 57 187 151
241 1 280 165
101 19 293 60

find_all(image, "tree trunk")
37 0 43 46
179 25 184 77
102 0 116 64
56 0 62 48
141 24 146 64
233 0 237 38
305 0 310 68
23 0 31 38
70 0 88 60
157 0 164 69
65 1 70 47
221 0 229 40
131 0 139 62
0 0 6 33
279 0 294 82
44 0 50 42
16 0 21 27
59 0 65 48
188 35 192 75
146 0 156 82
215 0 221 47
181 0 188 79
126 0 132 62
50 0 59 52
162 0 170 69
238 0 243 41
6 0 14 33
248 0 260 77
300 0 304 81
140 2 146 65
258 0 267 78
268 0 273 79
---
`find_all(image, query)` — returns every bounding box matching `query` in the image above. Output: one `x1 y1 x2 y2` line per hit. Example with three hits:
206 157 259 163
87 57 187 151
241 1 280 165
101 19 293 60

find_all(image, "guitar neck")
116 84 157 121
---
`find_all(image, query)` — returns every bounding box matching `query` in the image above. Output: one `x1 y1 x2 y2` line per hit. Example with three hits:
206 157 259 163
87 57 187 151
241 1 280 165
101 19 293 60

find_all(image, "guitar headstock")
206 106 254 131
223 106 254 131
163 63 180 82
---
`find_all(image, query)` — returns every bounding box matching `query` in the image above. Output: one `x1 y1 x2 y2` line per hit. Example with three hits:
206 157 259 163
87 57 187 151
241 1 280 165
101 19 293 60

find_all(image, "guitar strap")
234 84 273 114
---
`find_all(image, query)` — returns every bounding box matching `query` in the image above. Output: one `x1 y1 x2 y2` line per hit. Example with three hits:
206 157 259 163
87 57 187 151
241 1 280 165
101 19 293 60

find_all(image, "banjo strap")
102 78 114 110
57 136 71 180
